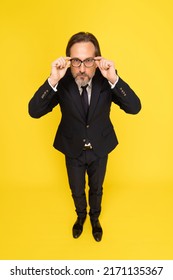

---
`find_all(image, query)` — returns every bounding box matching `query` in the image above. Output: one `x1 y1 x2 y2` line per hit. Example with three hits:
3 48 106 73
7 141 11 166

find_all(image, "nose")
79 62 86 72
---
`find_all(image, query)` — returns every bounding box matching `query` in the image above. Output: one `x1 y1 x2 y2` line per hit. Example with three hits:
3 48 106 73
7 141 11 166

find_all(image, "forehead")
70 42 95 58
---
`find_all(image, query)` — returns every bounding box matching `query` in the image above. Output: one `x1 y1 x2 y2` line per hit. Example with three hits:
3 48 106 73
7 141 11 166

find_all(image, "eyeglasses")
70 57 95 68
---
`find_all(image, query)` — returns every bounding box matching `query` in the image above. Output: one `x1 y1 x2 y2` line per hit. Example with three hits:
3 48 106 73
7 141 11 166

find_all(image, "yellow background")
0 0 173 260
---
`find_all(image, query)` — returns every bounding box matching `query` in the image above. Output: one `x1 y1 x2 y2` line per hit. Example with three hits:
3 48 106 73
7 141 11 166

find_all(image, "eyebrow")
70 57 95 61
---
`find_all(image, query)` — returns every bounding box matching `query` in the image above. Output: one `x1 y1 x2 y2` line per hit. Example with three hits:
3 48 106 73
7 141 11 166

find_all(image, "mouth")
76 73 89 79
77 73 87 76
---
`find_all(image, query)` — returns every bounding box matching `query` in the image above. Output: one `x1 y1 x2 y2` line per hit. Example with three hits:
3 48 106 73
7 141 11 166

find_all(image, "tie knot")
81 85 88 90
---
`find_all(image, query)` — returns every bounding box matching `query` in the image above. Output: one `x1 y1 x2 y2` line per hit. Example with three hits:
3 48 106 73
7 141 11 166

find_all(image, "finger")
94 56 102 61
99 59 107 70
52 57 69 69
103 61 111 70
97 58 107 69
60 57 71 68
65 57 71 68
94 56 102 68
102 60 113 70
65 56 71 61
52 58 62 68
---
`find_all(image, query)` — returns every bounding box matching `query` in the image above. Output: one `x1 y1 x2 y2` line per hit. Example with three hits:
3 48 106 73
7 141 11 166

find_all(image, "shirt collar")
87 79 92 88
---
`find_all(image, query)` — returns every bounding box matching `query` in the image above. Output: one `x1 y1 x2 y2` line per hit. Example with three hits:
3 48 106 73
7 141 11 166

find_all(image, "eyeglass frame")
70 57 96 68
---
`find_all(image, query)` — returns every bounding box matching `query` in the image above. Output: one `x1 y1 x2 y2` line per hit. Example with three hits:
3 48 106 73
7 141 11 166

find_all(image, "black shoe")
72 217 86 238
91 219 103 242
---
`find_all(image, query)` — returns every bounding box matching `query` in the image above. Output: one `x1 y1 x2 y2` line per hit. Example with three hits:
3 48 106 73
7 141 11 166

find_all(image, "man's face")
70 42 97 87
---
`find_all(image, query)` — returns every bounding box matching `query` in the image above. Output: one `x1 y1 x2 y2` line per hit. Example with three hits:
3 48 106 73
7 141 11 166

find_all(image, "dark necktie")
81 85 89 115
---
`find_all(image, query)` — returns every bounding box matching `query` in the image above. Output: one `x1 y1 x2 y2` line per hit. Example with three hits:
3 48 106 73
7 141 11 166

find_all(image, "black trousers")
65 150 108 221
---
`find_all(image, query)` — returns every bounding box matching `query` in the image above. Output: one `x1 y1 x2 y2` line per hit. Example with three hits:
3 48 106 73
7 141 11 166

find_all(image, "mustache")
76 72 89 77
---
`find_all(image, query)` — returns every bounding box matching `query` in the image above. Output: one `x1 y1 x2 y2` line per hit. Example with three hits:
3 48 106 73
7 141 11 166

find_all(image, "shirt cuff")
108 76 119 89
48 78 58 92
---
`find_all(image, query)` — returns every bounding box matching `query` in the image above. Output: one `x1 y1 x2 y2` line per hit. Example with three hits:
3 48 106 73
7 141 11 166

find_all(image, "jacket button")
86 125 89 128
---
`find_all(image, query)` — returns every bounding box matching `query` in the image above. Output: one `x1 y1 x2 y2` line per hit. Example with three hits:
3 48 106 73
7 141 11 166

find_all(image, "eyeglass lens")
71 58 95 67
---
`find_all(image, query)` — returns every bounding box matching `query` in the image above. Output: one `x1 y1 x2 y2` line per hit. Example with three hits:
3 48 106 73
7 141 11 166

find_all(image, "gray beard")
75 78 88 87
73 72 91 87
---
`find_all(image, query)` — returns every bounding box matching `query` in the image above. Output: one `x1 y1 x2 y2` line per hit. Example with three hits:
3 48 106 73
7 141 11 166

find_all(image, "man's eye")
85 58 92 62
73 59 80 62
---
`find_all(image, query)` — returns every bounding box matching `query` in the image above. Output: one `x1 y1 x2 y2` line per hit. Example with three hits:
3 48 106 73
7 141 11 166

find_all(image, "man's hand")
49 57 71 86
95 57 118 84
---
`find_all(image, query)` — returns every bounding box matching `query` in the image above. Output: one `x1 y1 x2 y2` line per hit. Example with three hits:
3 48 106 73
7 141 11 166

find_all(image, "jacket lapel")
61 70 86 121
70 81 86 121
87 69 102 123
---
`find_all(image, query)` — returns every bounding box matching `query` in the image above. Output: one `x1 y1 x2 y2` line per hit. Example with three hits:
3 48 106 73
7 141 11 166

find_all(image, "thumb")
65 57 71 69
94 56 102 68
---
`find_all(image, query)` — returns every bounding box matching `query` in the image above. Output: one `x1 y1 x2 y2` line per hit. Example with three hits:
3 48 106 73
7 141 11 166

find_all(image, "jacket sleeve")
111 77 141 114
28 80 59 118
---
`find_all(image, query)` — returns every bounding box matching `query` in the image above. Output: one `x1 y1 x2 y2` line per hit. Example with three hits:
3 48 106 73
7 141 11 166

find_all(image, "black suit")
29 68 141 220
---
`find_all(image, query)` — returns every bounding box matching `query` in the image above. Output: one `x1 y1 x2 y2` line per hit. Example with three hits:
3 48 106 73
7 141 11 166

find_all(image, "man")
29 32 141 242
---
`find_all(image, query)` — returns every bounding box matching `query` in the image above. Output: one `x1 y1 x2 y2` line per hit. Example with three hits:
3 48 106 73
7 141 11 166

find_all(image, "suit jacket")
29 69 141 158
